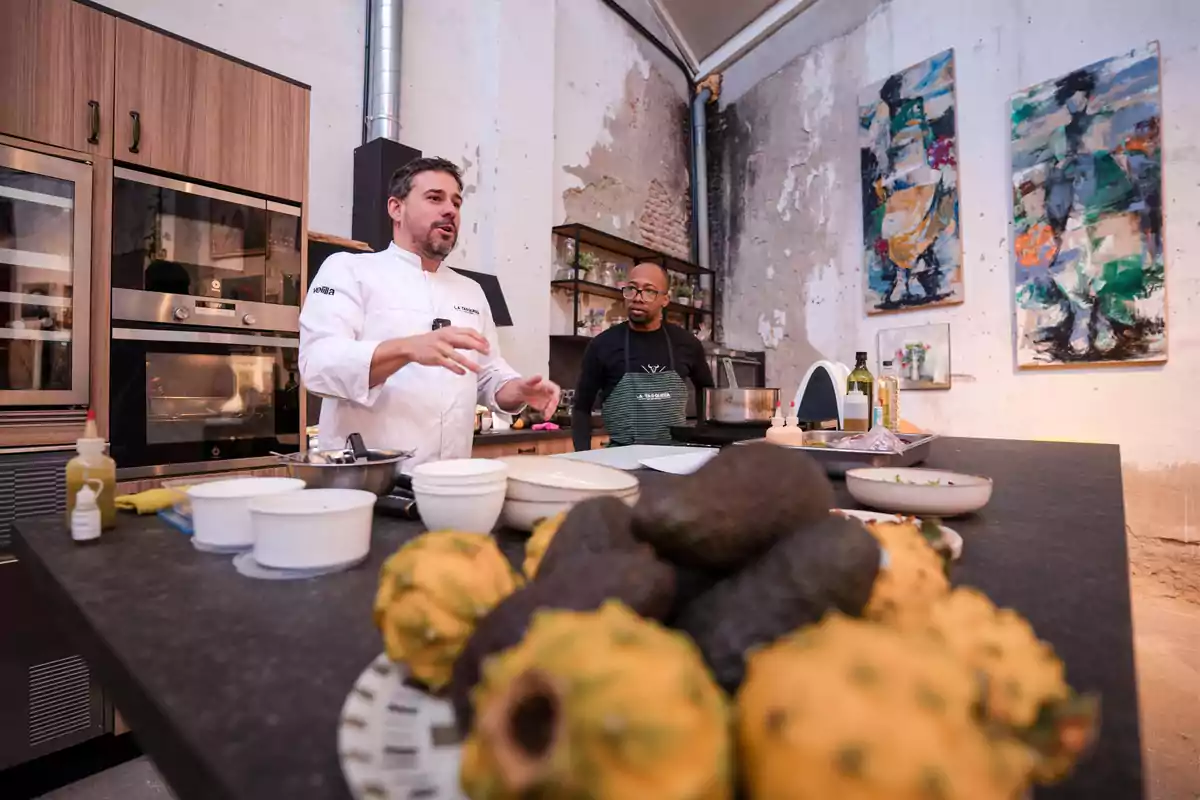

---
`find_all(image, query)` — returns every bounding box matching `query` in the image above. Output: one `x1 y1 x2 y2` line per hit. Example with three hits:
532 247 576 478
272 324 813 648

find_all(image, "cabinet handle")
517 446 536 455
129 111 141 154
87 100 100 145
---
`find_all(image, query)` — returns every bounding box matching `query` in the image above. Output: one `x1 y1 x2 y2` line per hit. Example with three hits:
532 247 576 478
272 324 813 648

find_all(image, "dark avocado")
535 495 641 578
450 548 675 734
673 515 881 692
632 442 835 569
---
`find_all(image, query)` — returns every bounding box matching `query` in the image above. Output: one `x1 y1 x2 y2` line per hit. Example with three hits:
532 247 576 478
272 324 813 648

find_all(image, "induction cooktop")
669 422 768 447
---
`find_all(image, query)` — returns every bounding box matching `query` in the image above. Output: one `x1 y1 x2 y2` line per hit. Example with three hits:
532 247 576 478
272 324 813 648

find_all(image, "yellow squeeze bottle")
66 411 117 530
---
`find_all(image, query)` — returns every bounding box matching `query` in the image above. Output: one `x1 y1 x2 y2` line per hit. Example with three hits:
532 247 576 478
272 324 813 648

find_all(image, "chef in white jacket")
299 156 560 467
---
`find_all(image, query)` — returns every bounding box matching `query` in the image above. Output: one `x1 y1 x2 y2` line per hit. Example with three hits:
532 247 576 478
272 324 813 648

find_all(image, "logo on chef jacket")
312 285 336 296
454 305 480 316
637 391 673 401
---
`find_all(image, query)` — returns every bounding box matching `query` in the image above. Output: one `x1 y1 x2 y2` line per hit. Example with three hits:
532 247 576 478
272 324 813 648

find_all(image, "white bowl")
249 488 376 569
500 491 639 533
845 468 993 517
410 480 508 497
499 455 639 503
188 477 306 548
414 484 506 534
410 458 508 487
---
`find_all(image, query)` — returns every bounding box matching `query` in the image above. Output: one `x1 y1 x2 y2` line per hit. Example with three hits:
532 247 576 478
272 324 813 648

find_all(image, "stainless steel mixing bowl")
278 449 407 497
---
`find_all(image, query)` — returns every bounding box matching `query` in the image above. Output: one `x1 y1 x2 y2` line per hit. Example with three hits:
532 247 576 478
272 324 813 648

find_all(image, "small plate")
338 654 466 800
833 508 963 561
638 449 719 475
845 467 993 517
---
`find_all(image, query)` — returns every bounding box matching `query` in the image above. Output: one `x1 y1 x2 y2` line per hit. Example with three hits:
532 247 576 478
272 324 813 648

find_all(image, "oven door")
109 326 300 475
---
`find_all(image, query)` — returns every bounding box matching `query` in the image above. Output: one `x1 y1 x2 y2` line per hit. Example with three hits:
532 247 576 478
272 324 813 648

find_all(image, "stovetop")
669 423 768 447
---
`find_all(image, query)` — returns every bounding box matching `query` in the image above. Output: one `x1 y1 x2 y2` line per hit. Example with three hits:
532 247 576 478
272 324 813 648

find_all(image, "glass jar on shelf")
597 261 617 287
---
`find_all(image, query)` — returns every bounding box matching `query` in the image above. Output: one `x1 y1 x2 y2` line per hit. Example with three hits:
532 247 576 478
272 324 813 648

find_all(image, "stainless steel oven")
0 143 92 409
109 294 301 478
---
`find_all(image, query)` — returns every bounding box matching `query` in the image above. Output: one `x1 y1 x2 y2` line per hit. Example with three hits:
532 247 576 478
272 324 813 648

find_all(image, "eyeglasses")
621 285 661 301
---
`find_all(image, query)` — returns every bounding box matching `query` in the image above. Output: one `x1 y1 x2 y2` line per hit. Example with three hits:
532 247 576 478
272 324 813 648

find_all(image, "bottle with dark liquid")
846 351 875 413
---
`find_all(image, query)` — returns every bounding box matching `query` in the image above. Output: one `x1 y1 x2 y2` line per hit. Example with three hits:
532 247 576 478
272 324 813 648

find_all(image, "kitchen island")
11 438 1143 800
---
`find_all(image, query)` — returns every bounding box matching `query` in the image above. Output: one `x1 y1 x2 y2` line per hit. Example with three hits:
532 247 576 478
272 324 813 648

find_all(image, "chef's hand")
497 376 561 418
370 327 490 386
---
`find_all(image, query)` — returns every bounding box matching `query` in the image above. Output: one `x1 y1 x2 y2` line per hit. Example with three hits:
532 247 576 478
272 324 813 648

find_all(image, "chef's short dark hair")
389 157 464 200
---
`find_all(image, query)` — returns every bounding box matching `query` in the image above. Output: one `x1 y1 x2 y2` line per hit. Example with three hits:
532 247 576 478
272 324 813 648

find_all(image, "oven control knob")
173 307 189 321
242 313 257 326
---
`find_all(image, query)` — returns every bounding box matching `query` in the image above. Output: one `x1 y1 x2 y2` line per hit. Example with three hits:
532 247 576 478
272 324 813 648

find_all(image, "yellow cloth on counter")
114 488 188 515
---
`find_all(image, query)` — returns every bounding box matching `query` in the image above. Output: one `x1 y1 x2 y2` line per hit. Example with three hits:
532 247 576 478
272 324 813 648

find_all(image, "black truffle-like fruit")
535 495 640 578
450 548 675 733
632 442 835 569
673 515 881 692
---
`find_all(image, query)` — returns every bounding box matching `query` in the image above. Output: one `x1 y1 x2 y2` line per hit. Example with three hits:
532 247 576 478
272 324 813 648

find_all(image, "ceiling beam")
645 0 699 76
694 0 820 80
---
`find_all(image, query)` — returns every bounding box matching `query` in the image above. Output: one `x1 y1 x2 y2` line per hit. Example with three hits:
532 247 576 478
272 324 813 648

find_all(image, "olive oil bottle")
846 351 874 413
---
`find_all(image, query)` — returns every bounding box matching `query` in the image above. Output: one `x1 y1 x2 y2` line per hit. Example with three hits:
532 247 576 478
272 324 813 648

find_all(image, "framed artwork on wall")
860 49 963 315
877 322 951 390
1010 42 1166 368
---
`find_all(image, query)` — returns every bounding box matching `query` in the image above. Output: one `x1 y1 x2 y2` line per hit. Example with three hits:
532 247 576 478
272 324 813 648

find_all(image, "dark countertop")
472 424 605 446
11 437 1142 800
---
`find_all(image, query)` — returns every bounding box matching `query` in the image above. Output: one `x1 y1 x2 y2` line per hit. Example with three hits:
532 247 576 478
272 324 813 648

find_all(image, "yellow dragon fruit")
460 601 732 800
737 614 1036 800
863 520 950 628
521 512 565 579
374 531 521 690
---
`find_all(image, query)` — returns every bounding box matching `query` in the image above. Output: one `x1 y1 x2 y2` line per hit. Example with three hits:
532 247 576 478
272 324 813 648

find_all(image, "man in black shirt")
572 262 714 450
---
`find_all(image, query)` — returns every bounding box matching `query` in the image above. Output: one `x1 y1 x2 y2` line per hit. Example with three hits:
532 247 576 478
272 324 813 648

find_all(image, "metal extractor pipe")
365 0 403 142
690 85 713 268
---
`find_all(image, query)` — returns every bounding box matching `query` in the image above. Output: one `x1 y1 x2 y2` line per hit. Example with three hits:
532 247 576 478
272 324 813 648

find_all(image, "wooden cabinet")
113 19 308 202
0 0 115 155
471 433 609 459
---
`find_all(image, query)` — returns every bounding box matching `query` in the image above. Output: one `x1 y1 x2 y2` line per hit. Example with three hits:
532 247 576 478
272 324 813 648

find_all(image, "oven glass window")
0 165 75 391
112 178 268 302
145 353 278 445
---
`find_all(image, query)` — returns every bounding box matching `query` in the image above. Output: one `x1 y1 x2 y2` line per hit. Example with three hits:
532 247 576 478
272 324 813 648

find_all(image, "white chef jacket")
299 243 521 467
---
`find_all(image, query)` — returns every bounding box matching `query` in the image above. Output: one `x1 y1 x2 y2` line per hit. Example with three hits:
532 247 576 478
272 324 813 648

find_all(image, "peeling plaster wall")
716 0 1200 550
399 0 556 379
94 0 365 236
553 0 692 258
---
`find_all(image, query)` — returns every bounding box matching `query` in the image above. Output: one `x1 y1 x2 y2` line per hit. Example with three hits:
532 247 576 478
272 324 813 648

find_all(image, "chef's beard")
420 224 458 259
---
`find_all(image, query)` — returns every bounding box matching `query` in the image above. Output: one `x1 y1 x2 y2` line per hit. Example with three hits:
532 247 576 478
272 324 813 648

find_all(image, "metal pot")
278 448 408 496
701 387 780 424
700 356 780 424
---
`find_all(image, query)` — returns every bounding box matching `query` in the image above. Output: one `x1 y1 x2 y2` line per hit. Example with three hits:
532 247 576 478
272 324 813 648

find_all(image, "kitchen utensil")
338 654 466 800
279 449 407 496
347 432 370 462
833 508 964 561
249 488 376 570
499 455 639 502
701 360 780 425
845 467 993 517
735 431 937 476
374 488 420 520
412 482 506 535
187 477 306 549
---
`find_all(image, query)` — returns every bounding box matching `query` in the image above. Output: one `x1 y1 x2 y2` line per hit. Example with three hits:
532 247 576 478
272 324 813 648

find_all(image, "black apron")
601 325 688 446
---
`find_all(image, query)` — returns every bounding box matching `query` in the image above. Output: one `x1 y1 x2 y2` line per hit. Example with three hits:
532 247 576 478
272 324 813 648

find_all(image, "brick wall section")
637 178 691 260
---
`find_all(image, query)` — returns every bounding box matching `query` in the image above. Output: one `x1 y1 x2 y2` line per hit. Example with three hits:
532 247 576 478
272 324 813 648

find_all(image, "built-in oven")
108 301 301 478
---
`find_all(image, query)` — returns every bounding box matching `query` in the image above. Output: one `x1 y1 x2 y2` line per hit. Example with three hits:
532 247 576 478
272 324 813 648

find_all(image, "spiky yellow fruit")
737 614 1035 800
521 512 565 579
863 520 950 628
374 531 522 690
920 588 1098 782
460 601 732 800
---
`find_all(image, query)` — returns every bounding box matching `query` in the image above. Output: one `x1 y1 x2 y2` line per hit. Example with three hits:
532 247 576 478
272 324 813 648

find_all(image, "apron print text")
636 392 673 401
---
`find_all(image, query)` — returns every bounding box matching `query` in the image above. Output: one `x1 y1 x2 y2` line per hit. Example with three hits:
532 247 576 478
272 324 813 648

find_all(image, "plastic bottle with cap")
66 411 117 529
843 388 870 432
70 479 103 543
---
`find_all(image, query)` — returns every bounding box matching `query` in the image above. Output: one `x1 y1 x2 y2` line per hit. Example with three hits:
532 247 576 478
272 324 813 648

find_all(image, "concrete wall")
95 0 366 238
714 0 1200 553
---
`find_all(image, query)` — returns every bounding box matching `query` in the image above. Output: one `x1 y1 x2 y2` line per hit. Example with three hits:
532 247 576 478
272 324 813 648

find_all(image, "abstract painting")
1010 43 1166 368
860 49 963 315
877 323 951 390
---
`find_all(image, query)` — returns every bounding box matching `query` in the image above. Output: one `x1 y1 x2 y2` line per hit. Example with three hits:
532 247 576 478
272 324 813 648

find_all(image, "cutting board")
553 445 711 471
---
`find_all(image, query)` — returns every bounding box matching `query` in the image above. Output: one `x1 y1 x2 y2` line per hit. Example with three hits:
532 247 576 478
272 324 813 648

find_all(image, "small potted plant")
675 283 693 306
